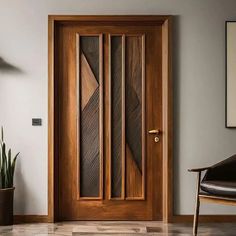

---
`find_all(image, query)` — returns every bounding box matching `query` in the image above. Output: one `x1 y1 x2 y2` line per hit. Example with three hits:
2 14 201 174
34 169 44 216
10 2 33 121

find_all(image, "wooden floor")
0 221 235 235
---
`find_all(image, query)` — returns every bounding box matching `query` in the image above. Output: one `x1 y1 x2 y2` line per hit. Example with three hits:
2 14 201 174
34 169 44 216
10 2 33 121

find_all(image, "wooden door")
56 20 164 221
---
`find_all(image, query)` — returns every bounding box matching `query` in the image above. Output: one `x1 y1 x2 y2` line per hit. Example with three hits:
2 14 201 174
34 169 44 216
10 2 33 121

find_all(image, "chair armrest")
188 167 211 172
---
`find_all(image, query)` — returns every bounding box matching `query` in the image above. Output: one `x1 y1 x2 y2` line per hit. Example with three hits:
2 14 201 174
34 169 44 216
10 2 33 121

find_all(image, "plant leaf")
11 152 19 187
1 127 3 143
2 143 7 188
7 149 12 186
0 128 19 188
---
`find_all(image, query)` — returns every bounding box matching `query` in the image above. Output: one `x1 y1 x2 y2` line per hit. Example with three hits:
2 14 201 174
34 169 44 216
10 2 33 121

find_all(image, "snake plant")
0 127 19 189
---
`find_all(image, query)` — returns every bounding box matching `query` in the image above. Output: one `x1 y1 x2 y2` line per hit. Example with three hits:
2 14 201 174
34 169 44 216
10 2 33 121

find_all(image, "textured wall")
0 0 236 215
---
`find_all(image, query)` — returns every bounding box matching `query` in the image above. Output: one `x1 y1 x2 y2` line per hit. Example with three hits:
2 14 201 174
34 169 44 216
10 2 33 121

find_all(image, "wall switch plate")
32 118 42 126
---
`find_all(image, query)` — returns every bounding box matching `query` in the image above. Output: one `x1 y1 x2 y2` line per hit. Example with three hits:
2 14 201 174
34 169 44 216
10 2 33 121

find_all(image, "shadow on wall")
0 57 23 73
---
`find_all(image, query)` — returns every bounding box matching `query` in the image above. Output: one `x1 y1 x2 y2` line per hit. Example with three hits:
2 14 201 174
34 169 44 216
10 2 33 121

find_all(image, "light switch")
32 118 42 126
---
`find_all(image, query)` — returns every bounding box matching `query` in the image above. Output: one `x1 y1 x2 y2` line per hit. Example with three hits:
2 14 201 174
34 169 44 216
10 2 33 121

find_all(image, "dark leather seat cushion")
201 180 236 197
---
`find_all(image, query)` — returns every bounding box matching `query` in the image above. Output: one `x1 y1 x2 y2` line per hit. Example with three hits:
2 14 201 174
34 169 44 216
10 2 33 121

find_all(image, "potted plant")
0 127 19 225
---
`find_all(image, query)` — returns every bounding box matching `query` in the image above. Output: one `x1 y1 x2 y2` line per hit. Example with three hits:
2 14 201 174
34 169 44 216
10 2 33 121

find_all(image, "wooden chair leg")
193 172 201 235
193 193 200 235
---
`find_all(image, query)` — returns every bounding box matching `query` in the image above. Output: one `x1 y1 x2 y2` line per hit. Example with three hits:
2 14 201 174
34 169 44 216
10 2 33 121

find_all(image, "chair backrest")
203 154 236 181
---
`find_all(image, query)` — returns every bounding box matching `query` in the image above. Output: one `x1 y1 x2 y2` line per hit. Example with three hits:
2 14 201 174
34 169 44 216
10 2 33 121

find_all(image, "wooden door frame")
48 15 173 223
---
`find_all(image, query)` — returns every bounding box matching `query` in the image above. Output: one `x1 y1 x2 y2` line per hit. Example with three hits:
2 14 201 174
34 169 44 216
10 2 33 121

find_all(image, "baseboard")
13 215 49 224
173 215 236 223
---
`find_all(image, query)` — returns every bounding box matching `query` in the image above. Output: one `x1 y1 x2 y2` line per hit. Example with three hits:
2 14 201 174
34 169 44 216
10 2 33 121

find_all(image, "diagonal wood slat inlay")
126 143 142 198
81 36 99 80
79 36 101 198
81 53 98 110
81 88 100 197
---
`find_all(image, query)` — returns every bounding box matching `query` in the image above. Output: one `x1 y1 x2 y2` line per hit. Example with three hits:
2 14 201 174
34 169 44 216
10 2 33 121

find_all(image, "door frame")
48 15 173 222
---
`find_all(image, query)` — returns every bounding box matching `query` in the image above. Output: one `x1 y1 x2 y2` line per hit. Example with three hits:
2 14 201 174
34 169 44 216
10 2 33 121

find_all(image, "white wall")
0 0 236 215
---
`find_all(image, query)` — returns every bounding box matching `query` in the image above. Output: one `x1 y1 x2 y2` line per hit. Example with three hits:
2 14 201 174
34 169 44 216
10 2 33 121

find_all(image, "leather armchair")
189 154 236 235
201 155 236 196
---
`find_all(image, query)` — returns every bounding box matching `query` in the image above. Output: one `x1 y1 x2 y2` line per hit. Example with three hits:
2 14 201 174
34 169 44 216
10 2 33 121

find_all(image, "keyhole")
154 136 160 143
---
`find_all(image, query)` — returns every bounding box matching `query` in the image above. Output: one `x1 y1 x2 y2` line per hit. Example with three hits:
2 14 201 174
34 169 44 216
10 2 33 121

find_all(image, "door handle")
148 129 160 135
148 129 160 143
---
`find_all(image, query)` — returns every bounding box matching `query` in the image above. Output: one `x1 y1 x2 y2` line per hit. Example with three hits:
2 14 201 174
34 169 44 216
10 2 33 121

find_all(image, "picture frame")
226 21 236 128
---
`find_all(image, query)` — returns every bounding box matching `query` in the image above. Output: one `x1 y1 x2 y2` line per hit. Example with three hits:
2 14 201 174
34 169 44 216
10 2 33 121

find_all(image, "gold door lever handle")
148 129 160 135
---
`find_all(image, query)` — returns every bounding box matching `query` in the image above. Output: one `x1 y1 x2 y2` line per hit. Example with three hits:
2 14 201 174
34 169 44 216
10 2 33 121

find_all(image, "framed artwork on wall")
226 21 236 128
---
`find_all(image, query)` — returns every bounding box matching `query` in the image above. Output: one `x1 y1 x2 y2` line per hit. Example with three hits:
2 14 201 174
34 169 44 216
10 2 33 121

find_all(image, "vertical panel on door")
109 35 123 199
77 35 103 199
109 34 146 200
125 35 145 199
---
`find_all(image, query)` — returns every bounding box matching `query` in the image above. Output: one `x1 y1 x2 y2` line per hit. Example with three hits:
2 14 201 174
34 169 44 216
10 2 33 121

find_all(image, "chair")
189 154 236 235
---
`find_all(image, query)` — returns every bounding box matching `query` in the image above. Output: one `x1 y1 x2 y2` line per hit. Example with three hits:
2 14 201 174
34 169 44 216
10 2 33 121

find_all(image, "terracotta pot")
0 188 14 225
